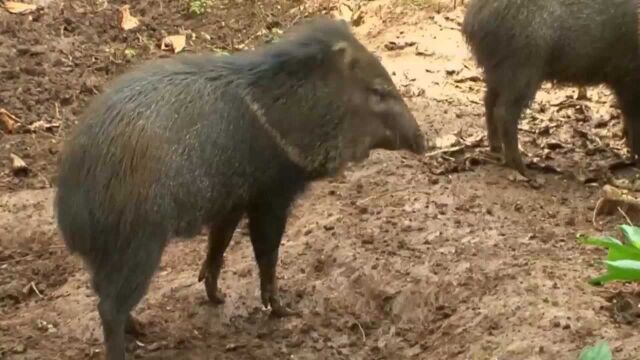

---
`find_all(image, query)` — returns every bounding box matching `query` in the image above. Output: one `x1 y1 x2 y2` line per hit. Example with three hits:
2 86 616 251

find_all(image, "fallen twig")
618 207 634 226
424 145 465 158
30 282 43 298
355 320 366 342
593 185 640 228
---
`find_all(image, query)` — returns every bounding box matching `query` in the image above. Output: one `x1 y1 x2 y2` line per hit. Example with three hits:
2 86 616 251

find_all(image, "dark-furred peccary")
55 17 426 360
462 0 640 176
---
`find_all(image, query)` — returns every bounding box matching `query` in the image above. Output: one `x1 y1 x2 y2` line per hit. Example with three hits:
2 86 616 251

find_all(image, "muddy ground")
2 0 640 359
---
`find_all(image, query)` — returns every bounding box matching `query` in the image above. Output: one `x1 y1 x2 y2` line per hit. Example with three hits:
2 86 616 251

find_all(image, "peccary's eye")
370 87 387 101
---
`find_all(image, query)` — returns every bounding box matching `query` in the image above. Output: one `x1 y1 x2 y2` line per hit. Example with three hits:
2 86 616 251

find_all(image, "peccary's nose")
411 132 428 154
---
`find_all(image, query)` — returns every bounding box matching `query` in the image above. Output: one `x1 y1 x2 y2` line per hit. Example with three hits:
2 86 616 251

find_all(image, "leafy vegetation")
578 224 640 285
578 341 612 360
189 0 212 15
574 225 640 359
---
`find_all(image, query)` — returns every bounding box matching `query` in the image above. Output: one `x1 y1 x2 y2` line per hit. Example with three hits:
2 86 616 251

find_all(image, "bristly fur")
55 17 362 261
461 0 640 172
53 16 424 360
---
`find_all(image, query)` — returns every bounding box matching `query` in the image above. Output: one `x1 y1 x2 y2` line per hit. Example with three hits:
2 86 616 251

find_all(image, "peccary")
55 17 426 360
462 0 640 176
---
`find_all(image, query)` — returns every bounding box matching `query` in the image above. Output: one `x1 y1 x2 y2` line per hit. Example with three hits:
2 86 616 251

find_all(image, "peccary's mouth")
372 129 427 155
337 142 372 175
370 130 398 151
354 142 372 162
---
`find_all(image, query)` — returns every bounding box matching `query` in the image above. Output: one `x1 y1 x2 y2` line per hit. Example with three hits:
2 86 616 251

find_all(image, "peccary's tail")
460 0 489 44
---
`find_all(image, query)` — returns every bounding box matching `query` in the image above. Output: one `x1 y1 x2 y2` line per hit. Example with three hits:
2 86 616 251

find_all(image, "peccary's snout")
372 99 428 155
394 104 427 155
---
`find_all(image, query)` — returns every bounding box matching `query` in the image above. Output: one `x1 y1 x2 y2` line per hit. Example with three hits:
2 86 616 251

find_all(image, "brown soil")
2 0 640 359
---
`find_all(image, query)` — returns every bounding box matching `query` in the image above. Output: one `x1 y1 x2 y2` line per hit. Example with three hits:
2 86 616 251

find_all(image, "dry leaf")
434 134 460 148
444 61 464 76
161 35 186 54
119 5 140 31
0 108 21 134
461 132 485 147
351 9 365 27
384 41 416 52
333 2 353 22
27 120 60 133
4 1 38 14
433 14 459 30
332 0 364 25
10 153 29 177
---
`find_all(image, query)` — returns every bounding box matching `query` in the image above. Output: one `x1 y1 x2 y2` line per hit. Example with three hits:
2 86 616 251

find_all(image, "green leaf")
578 235 640 262
578 235 622 247
579 232 640 285
604 259 640 278
578 341 612 360
589 259 640 285
619 225 640 249
588 273 617 286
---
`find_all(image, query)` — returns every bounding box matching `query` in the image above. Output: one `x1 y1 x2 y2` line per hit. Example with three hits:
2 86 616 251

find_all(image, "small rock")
0 280 24 302
361 237 374 245
225 343 244 352
146 342 164 351
437 246 456 255
16 45 47 56
12 343 27 354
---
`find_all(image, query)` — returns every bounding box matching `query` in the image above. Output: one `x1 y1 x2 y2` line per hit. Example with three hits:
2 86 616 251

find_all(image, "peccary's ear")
332 41 359 71
335 19 350 30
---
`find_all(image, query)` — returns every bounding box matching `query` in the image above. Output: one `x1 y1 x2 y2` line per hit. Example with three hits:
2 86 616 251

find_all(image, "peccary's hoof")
488 144 502 155
204 277 226 305
502 153 530 179
125 315 145 337
480 149 503 164
507 169 532 184
268 302 301 318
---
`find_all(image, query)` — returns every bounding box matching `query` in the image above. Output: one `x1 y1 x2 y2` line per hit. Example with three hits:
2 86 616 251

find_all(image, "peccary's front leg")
247 200 299 318
198 209 244 304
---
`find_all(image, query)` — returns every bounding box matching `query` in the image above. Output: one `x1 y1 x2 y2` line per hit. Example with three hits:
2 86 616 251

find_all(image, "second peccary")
462 0 640 176
55 17 426 360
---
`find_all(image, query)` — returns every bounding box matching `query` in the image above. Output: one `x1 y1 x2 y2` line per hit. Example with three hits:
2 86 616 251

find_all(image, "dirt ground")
2 0 640 359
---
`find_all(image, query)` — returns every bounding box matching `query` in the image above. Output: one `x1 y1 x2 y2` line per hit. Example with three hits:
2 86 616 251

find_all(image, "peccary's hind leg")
491 70 542 177
612 79 640 162
484 85 502 154
198 209 244 304
248 199 299 318
97 298 127 360
93 234 167 360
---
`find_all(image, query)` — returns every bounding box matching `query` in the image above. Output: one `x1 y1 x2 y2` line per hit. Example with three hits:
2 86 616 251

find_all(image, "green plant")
189 0 211 15
578 341 612 360
124 48 137 59
578 225 640 285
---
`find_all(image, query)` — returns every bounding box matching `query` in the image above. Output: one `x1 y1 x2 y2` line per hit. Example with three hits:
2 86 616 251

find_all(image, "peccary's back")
462 0 639 84
55 54 265 255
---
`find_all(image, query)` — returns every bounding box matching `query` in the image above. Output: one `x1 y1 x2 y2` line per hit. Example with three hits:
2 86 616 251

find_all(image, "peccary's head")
243 17 427 177
330 36 427 163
